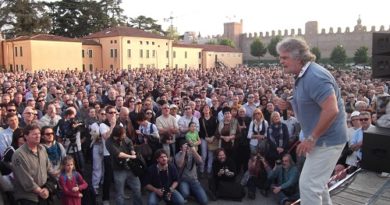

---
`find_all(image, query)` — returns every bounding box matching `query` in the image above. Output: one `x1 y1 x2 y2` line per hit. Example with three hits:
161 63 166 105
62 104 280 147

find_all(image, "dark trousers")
18 199 48 205
247 176 269 193
103 155 113 201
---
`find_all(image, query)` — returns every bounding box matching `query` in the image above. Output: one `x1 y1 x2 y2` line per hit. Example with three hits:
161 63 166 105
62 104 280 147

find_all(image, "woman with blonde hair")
247 108 269 155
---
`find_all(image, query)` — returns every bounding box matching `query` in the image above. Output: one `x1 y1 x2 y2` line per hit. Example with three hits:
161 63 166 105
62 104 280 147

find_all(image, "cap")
169 104 178 109
26 96 35 101
350 111 360 119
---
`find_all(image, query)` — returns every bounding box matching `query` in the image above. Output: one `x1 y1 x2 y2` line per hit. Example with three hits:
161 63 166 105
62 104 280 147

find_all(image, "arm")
247 121 254 139
59 175 82 197
280 167 299 190
12 152 41 193
76 173 88 191
311 94 339 140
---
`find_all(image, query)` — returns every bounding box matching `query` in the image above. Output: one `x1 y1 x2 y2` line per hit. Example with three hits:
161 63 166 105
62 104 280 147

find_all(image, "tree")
353 46 369 65
267 36 282 58
100 0 127 26
330 45 347 65
218 38 235 48
128 15 164 35
250 38 267 60
310 47 321 62
0 0 51 37
206 40 217 45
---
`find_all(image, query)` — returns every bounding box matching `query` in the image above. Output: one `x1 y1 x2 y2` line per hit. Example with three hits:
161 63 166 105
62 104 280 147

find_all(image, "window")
199 64 201 69
82 50 85 58
15 47 18 57
140 41 143 45
110 40 113 44
114 40 117 43
127 40 130 44
110 49 114 58
146 41 149 45
88 50 93 58
20 47 23 57
173 51 176 58
185 51 187 58
82 64 85 72
16 64 18 71
198 52 201 59
140 49 143 58
127 49 131 58
128 64 131 69
152 50 156 58
114 49 117 58
21 65 24 71
89 64 93 71
110 64 113 70
146 50 150 58
185 64 187 69
152 42 155 45
166 51 169 58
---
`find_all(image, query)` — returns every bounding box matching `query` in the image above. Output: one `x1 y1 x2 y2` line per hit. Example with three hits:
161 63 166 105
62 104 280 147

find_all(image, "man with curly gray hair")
277 37 347 205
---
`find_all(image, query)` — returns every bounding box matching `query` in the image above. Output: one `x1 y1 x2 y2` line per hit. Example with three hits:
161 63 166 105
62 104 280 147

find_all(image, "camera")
64 118 83 143
161 187 172 202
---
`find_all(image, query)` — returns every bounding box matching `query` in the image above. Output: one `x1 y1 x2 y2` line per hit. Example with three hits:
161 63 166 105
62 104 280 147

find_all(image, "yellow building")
0 27 242 71
1 34 82 71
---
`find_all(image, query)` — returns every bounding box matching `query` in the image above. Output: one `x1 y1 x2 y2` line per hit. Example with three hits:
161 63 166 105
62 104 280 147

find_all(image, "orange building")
0 27 242 71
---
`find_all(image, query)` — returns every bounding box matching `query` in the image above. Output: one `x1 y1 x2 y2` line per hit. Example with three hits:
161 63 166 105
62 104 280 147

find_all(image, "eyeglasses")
100 113 106 115
108 112 117 114
44 132 54 136
360 118 370 122
7 109 16 112
162 107 170 110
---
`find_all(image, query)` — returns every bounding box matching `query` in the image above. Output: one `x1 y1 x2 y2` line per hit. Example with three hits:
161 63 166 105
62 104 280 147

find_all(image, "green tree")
250 38 267 60
128 15 164 35
100 0 127 26
330 45 347 65
206 40 217 45
218 38 235 48
353 46 369 65
0 0 51 37
310 47 321 62
267 36 282 58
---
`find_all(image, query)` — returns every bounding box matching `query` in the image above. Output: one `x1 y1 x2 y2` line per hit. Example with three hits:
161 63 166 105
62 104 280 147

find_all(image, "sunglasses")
100 113 106 115
44 132 54 136
108 112 117 114
360 118 370 122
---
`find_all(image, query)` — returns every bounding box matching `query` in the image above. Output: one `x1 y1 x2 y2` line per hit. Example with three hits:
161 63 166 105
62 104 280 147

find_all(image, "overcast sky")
122 0 390 36
44 0 390 37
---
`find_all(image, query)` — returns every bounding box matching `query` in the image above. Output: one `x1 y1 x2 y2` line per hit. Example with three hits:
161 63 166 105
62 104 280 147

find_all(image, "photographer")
174 140 208 205
106 126 143 205
145 149 185 205
56 108 85 174
245 153 268 200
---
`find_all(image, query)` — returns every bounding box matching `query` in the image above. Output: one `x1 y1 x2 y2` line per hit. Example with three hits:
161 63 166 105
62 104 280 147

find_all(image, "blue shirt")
290 62 347 146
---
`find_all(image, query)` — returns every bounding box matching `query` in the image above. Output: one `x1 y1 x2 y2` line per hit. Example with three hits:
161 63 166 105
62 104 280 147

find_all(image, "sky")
122 0 390 37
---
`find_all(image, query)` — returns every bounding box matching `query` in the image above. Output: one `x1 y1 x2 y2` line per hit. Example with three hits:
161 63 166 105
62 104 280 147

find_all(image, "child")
59 156 88 205
185 122 201 151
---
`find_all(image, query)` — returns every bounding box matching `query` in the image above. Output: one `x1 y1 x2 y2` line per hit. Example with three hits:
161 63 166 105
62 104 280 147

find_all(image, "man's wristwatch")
306 135 316 143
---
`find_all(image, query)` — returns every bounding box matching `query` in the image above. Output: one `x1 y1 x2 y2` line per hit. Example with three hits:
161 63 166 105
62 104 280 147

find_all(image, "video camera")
63 118 84 144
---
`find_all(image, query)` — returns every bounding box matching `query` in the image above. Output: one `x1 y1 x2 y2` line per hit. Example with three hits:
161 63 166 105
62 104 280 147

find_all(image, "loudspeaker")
372 33 390 78
361 126 390 173
372 33 390 55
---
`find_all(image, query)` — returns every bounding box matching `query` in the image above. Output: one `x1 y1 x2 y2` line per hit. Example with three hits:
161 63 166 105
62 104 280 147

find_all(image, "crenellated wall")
239 20 390 61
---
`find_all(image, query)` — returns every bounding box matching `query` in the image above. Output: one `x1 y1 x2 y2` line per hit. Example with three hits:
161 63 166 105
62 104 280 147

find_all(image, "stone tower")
223 19 243 50
305 21 318 36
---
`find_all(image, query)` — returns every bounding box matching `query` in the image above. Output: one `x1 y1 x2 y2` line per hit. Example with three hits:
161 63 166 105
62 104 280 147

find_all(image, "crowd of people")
0 45 388 205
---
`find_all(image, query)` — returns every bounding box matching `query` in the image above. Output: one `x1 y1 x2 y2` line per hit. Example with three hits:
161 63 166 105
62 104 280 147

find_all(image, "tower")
223 19 243 49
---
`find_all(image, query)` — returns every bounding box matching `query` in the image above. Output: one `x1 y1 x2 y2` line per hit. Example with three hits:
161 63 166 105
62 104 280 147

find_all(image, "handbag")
128 157 147 177
202 118 218 151
135 143 153 161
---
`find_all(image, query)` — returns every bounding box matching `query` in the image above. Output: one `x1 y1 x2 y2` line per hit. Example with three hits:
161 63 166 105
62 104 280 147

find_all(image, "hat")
26 96 35 101
350 111 360 119
169 104 178 109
